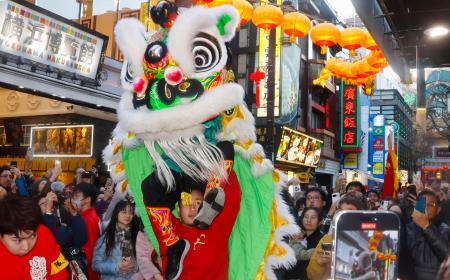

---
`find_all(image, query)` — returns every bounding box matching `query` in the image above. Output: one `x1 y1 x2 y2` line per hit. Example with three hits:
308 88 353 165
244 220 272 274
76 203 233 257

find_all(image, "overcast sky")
32 0 355 22
35 0 144 19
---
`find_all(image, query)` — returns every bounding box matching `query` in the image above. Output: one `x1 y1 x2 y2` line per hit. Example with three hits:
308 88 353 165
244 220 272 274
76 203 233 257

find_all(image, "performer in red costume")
0 197 69 280
167 169 241 280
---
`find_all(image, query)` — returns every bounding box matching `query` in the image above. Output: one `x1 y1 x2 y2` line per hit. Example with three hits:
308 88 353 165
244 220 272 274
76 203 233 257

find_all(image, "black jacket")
406 220 450 280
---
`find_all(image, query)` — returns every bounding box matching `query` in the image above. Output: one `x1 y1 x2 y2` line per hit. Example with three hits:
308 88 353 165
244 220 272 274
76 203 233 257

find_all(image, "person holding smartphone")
92 200 141 279
37 189 89 276
307 192 368 280
406 190 450 280
286 207 324 279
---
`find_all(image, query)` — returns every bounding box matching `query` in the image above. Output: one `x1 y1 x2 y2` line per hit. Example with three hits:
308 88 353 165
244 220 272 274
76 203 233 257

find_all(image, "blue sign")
368 114 386 190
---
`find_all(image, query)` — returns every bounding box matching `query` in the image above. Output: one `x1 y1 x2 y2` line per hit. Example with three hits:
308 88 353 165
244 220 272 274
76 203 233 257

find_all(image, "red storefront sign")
341 84 360 147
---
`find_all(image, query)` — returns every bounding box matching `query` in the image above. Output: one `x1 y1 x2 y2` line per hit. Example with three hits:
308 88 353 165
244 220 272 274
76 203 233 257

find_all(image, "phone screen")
333 211 400 280
415 196 426 213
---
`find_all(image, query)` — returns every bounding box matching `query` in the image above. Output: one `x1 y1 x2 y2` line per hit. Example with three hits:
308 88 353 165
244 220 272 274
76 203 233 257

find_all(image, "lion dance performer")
103 1 300 279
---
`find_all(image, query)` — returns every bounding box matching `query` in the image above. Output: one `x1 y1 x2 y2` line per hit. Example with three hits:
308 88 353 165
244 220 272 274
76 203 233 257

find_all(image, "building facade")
369 89 414 171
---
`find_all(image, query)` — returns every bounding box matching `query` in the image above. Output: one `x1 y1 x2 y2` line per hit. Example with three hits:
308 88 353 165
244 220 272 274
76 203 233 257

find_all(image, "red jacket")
0 225 69 280
81 207 101 280
162 170 242 280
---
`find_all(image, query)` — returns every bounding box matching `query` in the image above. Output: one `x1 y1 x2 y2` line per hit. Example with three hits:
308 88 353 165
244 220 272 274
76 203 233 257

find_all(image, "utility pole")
76 0 82 24
265 25 276 162
112 0 120 60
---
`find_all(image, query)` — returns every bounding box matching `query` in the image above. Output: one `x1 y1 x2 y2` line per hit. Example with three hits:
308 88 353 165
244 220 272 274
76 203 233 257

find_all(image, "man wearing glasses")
406 190 450 280
0 165 14 197
0 165 28 197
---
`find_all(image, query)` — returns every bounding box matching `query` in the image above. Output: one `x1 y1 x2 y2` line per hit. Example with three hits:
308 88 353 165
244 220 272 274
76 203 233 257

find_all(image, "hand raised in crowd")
64 198 79 216
104 187 114 201
292 232 305 241
50 166 62 182
315 248 332 265
412 209 430 230
118 257 135 273
407 193 417 207
328 201 338 216
44 192 58 213
9 166 21 179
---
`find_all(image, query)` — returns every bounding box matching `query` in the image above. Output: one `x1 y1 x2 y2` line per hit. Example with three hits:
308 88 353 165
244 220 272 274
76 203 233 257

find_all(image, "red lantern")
250 68 265 107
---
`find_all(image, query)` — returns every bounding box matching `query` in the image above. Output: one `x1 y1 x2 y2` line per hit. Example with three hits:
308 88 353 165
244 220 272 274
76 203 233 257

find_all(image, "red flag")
382 133 398 199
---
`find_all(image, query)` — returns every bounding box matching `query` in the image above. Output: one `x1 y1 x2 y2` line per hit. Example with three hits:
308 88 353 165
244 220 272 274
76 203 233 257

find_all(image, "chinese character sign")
0 1 105 79
341 84 360 147
256 0 281 118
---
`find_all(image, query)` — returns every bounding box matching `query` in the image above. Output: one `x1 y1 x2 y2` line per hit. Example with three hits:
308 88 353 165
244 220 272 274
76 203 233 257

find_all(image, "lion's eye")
144 41 167 64
192 32 221 73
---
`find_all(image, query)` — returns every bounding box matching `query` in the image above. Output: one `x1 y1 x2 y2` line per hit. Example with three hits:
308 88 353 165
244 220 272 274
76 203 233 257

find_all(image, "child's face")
179 190 203 226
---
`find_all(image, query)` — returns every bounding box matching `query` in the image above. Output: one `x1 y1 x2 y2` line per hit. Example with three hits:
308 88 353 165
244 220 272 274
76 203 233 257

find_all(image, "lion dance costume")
103 1 300 279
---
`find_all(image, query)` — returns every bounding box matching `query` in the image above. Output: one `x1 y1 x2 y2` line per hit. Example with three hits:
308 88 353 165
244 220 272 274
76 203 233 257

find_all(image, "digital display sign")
0 0 107 80
30 125 94 157
340 83 360 148
276 126 323 168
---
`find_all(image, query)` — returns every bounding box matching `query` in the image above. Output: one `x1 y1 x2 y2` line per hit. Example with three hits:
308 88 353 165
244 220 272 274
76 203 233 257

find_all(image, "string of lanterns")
194 0 390 96
367 230 397 262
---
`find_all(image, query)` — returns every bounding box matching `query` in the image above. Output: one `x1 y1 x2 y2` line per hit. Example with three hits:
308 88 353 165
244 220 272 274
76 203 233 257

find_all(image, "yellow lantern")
334 61 352 79
192 0 215 5
367 51 389 68
205 0 232 8
281 12 311 43
362 31 378 51
310 22 340 55
359 58 380 75
352 61 368 79
232 0 253 25
252 4 283 31
339 27 365 56
325 57 342 74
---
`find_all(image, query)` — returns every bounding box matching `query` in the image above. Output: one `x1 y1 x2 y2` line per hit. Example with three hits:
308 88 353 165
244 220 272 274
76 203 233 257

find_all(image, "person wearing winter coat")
406 190 450 280
136 228 163 280
93 200 142 279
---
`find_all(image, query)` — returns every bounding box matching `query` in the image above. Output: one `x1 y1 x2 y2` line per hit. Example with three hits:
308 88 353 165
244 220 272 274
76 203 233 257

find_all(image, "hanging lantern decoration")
232 0 254 25
367 50 389 68
359 58 381 75
339 27 365 56
250 68 266 107
362 31 378 51
192 0 215 5
353 60 370 79
205 0 232 7
310 22 340 55
252 4 284 31
281 12 311 43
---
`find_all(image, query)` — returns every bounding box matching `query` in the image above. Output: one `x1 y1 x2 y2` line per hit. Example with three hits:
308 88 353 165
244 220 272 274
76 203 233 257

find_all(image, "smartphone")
321 242 332 252
333 211 400 280
415 196 426 213
10 161 17 167
332 193 340 204
380 200 389 211
407 185 417 197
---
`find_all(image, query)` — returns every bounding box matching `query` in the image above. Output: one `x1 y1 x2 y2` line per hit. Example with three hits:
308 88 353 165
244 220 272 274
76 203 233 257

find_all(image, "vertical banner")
256 0 281 117
140 0 159 32
340 83 360 148
368 115 386 188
